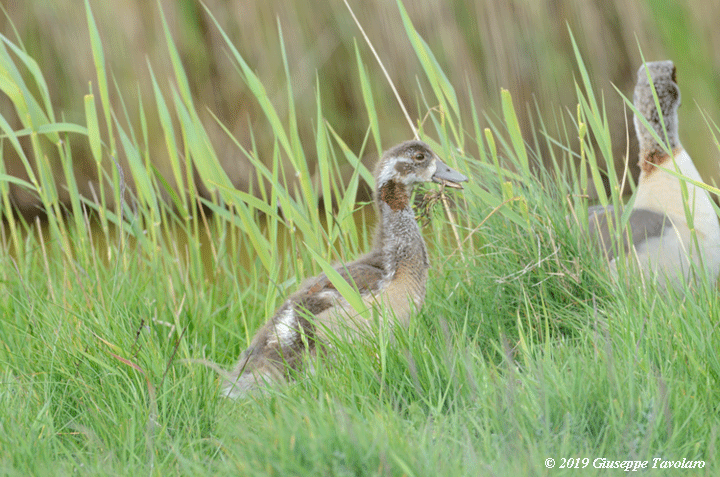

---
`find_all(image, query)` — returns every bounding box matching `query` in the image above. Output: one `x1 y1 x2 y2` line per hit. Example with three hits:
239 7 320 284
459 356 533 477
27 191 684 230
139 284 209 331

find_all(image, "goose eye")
413 152 425 161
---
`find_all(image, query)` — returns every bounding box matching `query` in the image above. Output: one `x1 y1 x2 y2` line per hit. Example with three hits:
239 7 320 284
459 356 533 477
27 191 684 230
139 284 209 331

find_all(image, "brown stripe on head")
393 160 414 176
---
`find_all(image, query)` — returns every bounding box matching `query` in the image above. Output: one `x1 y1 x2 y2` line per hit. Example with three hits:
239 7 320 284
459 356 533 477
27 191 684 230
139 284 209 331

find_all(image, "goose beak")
432 159 468 189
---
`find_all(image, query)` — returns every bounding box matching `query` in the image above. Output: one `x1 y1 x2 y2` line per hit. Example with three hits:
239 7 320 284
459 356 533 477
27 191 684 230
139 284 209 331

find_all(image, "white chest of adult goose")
223 140 468 398
587 60 720 289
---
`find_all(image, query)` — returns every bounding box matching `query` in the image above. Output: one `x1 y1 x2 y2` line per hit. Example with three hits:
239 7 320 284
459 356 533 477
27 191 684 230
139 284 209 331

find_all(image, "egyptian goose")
223 140 468 398
587 60 720 289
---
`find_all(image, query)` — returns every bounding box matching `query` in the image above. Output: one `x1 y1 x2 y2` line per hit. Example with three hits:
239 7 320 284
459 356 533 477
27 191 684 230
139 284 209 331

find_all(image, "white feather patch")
267 306 298 347
376 160 398 187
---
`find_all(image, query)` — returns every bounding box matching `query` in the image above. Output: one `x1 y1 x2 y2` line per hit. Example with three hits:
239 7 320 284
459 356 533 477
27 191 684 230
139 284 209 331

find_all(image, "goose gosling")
223 140 468 398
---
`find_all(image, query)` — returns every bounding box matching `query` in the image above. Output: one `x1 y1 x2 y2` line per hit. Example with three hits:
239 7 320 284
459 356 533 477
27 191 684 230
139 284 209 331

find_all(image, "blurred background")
2 0 720 214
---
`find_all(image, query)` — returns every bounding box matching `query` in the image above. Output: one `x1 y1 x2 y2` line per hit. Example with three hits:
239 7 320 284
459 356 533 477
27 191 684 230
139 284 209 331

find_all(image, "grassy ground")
1 2 720 476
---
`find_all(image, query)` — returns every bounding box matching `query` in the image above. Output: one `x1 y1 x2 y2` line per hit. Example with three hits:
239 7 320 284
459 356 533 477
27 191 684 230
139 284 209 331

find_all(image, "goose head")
374 140 467 211
633 60 681 151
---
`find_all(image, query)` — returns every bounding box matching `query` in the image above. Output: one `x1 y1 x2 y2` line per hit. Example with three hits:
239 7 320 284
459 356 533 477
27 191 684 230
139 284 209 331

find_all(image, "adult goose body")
588 61 720 289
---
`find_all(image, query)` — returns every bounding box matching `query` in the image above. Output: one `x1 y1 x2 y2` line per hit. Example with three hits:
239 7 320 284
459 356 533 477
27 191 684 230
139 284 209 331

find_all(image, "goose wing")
588 205 671 261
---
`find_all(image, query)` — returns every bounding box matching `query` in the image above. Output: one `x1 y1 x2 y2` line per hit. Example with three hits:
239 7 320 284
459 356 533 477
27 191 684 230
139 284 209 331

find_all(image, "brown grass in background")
2 0 720 213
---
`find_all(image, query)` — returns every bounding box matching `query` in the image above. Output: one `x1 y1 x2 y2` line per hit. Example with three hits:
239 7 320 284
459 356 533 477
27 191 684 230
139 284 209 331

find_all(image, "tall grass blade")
501 89 530 177
147 62 187 213
395 0 461 143
84 0 114 154
0 38 52 136
202 4 293 162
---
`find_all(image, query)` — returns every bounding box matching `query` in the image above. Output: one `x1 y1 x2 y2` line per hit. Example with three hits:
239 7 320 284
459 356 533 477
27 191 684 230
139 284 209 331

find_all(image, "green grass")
1 2 720 476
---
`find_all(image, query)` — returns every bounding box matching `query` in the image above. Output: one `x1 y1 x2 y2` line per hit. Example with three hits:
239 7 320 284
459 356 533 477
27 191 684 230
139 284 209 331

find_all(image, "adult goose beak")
432 159 468 189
